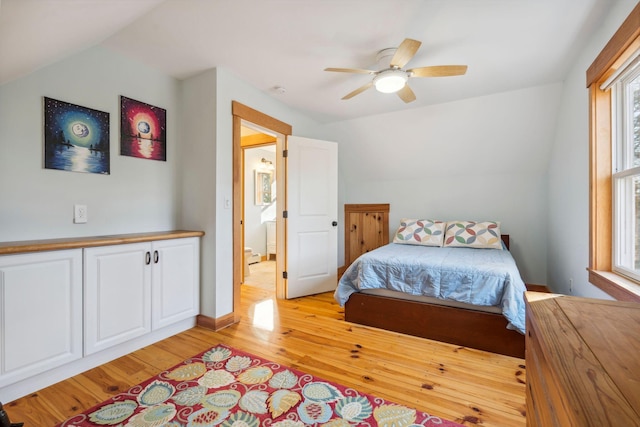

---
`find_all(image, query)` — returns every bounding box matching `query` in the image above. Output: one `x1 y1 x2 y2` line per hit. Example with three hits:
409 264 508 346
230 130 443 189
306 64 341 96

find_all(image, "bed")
334 220 527 358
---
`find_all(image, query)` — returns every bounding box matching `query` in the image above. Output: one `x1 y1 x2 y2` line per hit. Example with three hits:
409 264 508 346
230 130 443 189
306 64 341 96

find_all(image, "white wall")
0 50 326 321
4 1 635 319
181 66 323 317
323 83 563 284
179 68 218 317
0 46 181 241
547 0 638 298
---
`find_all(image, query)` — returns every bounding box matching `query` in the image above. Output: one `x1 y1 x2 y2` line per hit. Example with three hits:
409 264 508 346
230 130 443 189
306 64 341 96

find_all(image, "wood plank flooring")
4 285 526 426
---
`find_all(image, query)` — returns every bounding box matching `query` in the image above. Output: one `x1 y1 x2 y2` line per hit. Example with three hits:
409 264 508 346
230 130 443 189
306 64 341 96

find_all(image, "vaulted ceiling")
0 0 615 123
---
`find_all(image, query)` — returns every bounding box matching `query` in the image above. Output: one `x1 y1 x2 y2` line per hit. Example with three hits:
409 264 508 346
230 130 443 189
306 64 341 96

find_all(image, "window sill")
588 269 640 302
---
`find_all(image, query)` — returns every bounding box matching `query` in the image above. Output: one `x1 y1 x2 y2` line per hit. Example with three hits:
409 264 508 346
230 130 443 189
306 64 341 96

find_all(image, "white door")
285 136 338 298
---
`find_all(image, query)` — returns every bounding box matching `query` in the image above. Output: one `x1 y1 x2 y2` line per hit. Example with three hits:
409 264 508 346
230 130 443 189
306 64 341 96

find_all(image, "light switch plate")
74 204 87 223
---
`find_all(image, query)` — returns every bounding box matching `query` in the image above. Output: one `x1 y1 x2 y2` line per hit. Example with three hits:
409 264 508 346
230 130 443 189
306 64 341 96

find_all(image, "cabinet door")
266 221 276 259
151 238 200 330
84 243 151 355
0 249 82 387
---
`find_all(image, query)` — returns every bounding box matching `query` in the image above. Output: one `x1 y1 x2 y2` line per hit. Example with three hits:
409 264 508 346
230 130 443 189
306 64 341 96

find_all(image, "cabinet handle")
145 252 151 265
154 250 159 264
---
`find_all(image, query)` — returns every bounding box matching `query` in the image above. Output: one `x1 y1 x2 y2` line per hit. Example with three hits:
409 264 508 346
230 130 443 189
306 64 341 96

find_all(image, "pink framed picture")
120 96 166 161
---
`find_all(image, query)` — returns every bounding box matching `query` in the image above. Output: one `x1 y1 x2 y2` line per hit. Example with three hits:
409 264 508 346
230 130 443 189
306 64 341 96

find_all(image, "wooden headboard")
501 234 510 250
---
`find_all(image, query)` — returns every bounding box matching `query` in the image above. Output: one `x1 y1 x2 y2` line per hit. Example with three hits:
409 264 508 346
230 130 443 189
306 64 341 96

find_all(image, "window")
587 3 640 302
611 62 640 281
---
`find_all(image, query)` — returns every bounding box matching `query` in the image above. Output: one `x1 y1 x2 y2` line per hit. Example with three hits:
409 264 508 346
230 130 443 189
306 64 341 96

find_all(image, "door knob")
332 221 338 227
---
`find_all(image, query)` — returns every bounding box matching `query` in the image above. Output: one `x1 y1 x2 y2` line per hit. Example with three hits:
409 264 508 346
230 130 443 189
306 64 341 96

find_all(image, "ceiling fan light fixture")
325 38 467 102
373 69 407 93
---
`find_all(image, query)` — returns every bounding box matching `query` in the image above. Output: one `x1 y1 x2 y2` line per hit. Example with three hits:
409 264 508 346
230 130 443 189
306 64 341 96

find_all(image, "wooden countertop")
525 292 640 425
0 230 205 256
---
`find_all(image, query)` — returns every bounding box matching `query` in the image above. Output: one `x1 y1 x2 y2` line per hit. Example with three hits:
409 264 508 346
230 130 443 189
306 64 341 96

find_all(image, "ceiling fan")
324 38 467 103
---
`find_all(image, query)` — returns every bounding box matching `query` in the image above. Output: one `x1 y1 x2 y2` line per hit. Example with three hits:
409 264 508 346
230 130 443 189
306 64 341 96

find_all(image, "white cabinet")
0 249 82 387
266 220 276 260
84 243 152 355
0 232 201 403
84 237 200 355
151 237 199 330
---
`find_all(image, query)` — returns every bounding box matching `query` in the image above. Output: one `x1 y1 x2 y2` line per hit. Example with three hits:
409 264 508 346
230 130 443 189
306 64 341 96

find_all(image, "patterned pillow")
393 219 446 247
443 221 503 249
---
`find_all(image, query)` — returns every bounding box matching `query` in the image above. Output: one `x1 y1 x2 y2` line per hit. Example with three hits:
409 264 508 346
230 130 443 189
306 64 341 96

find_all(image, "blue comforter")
334 243 526 334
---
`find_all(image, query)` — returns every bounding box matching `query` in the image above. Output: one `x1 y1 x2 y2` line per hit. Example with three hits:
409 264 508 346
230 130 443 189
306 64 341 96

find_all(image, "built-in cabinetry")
344 204 390 268
266 220 276 260
84 237 199 355
0 249 83 388
0 231 202 403
525 292 640 426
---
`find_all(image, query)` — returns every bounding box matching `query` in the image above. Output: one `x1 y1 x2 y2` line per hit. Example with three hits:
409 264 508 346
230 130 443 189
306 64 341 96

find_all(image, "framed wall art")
43 97 110 174
120 96 167 161
255 169 273 205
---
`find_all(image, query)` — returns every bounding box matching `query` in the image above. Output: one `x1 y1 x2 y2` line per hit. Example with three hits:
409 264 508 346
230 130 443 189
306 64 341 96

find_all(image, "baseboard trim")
197 312 236 331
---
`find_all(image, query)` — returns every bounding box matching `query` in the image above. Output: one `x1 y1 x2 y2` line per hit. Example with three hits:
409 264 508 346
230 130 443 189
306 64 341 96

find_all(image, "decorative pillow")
393 219 446 247
443 221 503 249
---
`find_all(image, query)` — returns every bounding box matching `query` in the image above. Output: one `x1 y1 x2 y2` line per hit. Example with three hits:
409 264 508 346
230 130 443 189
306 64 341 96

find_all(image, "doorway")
232 102 338 318
242 135 276 291
232 102 292 320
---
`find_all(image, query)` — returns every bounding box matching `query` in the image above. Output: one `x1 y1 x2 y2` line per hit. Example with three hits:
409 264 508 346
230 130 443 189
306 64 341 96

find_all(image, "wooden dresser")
343 203 389 268
525 292 640 426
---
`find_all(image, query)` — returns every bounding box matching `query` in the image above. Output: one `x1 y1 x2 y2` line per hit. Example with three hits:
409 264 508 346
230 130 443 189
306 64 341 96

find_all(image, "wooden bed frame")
343 234 526 358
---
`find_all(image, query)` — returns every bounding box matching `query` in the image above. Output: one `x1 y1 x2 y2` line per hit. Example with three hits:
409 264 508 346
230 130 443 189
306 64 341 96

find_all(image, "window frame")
588 2 640 302
611 62 640 282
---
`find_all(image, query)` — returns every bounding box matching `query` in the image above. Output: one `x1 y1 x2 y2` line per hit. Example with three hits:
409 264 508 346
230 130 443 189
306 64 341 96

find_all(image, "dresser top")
0 230 204 256
526 292 640 424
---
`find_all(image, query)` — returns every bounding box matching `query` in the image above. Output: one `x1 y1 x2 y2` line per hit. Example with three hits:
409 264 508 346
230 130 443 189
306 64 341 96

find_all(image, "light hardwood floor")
244 259 276 291
4 285 526 426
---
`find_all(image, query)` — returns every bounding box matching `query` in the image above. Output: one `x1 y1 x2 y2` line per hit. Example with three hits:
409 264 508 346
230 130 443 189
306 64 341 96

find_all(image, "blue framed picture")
43 97 110 174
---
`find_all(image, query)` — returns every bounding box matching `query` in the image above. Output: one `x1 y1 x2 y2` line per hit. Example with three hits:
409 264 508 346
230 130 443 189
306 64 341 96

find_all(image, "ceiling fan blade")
408 65 468 77
390 38 422 68
397 84 416 103
342 82 374 100
324 67 376 74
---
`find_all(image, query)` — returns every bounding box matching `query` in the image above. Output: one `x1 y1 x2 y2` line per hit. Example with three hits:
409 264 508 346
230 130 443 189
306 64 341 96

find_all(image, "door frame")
232 101 291 320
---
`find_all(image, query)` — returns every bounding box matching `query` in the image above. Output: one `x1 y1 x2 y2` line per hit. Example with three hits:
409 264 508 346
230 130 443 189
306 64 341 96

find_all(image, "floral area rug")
56 344 463 426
